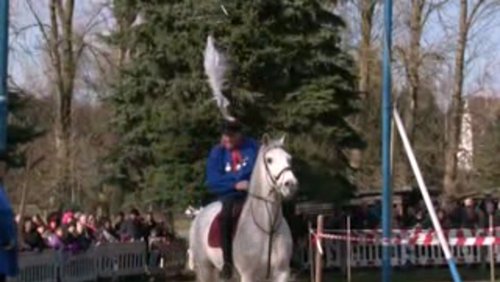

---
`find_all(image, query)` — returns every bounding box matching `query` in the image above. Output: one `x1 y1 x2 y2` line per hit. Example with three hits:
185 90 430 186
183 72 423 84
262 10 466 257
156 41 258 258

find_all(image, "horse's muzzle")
280 176 298 200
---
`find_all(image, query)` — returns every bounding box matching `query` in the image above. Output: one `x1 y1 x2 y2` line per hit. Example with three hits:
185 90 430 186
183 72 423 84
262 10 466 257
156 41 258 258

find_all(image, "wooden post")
308 221 314 282
346 215 352 282
315 215 324 282
490 214 495 282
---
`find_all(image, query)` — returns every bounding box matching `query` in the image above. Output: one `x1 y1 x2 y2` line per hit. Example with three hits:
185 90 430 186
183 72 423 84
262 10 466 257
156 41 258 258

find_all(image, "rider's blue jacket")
206 137 259 198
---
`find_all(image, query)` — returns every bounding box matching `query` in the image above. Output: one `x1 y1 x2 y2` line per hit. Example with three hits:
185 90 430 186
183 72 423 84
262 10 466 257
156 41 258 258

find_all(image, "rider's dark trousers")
220 194 245 266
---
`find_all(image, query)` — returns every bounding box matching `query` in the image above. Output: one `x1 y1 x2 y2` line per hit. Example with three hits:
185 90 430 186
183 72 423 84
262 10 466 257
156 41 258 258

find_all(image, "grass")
155 267 497 282
307 267 498 282
162 268 497 282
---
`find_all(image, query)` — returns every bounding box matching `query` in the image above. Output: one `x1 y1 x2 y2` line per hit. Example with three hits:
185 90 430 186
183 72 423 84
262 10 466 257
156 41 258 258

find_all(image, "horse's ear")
261 133 270 146
278 134 286 146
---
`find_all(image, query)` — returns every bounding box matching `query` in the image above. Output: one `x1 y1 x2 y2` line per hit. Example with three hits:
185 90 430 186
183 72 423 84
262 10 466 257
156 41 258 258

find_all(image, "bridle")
249 146 292 202
264 152 292 193
247 145 293 278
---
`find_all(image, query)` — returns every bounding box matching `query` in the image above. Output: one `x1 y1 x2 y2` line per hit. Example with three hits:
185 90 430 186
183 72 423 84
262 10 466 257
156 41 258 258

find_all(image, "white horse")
189 135 298 282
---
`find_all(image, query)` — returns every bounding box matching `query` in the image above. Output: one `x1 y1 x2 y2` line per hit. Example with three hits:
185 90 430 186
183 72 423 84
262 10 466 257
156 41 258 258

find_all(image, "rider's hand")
235 181 249 191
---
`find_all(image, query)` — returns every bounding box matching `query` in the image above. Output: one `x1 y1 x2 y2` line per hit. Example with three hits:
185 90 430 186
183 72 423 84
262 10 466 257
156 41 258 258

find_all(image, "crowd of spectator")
16 208 176 253
328 197 500 230
19 197 499 253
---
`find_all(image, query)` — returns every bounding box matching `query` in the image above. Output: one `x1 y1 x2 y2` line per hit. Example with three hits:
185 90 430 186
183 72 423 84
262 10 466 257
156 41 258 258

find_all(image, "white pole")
315 215 324 282
393 108 462 282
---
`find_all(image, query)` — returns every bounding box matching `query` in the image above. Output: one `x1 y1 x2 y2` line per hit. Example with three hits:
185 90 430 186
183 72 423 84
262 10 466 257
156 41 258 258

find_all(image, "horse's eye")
266 157 273 164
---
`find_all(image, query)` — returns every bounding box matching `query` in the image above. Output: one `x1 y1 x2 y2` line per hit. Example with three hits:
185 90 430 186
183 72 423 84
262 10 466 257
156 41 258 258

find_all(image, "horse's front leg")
240 273 256 282
273 269 290 282
195 262 217 282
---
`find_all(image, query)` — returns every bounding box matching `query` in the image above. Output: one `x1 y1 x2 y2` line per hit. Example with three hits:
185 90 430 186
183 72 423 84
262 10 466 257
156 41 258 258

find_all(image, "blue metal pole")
0 0 8 153
381 0 393 281
0 2 16 280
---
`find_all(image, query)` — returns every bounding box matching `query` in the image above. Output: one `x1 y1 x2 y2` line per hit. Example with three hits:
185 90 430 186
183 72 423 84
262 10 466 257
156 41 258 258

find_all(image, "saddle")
208 202 244 248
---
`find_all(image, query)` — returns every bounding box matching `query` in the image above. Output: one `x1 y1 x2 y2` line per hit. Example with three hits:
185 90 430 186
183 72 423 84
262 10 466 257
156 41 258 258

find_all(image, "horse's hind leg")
196 262 217 282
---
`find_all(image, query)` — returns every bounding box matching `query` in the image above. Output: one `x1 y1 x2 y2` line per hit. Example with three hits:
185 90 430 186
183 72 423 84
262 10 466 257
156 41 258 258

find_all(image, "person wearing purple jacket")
205 120 259 279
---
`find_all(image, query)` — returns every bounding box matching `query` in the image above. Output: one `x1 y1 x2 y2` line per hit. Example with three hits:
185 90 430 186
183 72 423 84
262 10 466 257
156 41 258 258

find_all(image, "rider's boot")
220 263 233 280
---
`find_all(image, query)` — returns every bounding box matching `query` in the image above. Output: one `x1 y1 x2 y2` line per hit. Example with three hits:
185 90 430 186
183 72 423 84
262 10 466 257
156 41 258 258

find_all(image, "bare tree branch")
26 0 51 44
49 0 64 95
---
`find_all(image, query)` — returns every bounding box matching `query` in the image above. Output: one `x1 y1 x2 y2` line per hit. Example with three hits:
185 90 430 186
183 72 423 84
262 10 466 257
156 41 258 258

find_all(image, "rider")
206 120 259 279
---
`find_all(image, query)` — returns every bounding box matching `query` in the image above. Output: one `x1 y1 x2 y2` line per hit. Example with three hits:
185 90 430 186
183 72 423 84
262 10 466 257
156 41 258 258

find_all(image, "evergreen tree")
108 0 361 209
6 89 44 168
474 116 500 190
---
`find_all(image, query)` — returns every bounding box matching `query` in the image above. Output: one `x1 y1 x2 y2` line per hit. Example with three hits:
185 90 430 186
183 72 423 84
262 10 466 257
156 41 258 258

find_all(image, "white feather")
204 36 235 121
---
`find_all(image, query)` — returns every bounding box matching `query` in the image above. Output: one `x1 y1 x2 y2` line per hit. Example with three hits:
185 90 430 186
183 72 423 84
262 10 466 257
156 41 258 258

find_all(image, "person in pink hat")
62 212 74 225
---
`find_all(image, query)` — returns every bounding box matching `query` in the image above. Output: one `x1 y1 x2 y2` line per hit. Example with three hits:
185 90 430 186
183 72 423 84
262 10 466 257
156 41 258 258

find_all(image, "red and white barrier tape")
322 228 499 241
311 227 500 246
316 232 500 246
323 227 500 234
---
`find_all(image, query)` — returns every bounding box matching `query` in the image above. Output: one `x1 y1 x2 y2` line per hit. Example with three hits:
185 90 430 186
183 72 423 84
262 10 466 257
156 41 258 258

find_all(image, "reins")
248 197 282 279
246 146 291 279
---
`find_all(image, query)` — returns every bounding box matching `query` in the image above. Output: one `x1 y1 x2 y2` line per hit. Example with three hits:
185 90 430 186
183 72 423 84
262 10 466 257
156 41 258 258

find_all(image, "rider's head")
221 120 243 150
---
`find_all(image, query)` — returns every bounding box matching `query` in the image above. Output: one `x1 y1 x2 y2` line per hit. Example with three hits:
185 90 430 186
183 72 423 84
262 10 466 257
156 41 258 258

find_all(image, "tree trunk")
17 154 45 235
112 1 139 68
351 0 376 170
400 0 425 187
405 0 424 144
358 0 374 98
54 101 72 202
443 0 467 198
49 0 76 205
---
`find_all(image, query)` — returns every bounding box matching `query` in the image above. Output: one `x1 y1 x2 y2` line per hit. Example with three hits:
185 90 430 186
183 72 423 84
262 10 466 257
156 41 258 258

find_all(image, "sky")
7 0 500 103
9 0 113 101
422 1 500 95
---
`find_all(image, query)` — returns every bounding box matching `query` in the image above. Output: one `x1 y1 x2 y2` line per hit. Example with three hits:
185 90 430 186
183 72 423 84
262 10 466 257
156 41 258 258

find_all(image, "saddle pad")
208 203 244 248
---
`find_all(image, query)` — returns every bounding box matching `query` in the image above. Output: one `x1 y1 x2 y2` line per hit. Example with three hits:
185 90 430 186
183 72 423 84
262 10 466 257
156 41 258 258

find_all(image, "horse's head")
259 134 298 200
185 205 201 219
